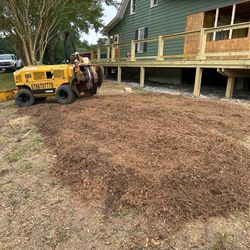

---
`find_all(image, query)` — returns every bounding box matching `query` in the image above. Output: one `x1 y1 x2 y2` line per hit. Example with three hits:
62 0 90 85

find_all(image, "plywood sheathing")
206 37 250 60
184 11 250 60
184 13 205 58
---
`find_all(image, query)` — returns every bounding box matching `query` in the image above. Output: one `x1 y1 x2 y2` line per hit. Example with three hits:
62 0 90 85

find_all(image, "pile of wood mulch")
21 93 250 234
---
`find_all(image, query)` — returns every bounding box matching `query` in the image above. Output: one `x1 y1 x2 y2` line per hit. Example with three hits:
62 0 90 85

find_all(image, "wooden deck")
92 22 250 98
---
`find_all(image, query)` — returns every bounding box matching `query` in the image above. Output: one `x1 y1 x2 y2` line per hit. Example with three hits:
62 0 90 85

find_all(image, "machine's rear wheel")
15 88 35 107
56 85 76 104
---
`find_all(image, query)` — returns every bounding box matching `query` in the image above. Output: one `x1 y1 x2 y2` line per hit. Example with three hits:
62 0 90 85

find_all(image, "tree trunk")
47 44 55 65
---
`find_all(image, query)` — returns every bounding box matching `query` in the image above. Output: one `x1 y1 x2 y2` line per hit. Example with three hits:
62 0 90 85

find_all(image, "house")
93 0 250 99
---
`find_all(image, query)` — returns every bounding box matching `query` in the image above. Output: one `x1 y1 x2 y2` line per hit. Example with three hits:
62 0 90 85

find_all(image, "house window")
113 34 119 48
135 28 149 53
138 27 145 53
130 0 136 15
150 0 158 8
114 34 119 44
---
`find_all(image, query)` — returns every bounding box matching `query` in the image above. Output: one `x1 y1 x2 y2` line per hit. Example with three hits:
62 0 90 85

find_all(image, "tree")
0 0 118 65
97 38 108 46
0 37 15 54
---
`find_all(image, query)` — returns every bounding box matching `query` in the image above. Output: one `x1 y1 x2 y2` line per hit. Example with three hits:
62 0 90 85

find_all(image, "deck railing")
93 21 250 63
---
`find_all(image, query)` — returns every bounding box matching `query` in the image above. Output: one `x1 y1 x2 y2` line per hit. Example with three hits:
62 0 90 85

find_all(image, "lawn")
0 82 249 249
0 71 15 91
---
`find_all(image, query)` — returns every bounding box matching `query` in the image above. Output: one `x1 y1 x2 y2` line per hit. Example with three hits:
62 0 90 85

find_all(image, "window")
46 71 53 79
113 34 119 48
114 34 119 44
150 0 158 8
0 55 12 60
137 27 147 53
130 0 136 15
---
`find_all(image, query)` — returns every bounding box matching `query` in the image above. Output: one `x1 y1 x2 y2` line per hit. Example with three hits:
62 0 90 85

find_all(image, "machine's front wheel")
15 88 35 107
56 85 76 104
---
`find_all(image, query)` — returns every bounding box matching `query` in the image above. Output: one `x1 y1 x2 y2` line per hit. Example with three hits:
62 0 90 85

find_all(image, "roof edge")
104 0 129 33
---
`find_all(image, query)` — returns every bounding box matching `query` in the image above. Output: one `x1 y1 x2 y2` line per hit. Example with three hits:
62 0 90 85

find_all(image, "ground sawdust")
21 92 250 237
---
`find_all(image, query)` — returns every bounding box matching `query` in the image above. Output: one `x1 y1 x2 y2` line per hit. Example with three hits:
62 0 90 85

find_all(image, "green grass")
6 153 20 163
0 72 15 91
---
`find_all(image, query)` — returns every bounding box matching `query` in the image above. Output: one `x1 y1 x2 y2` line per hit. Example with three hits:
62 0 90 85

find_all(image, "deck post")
140 67 145 88
89 48 94 61
157 35 164 60
130 40 136 61
117 66 122 84
111 45 116 62
103 66 108 77
107 46 111 62
97 47 101 62
197 29 207 60
193 67 203 97
225 77 235 98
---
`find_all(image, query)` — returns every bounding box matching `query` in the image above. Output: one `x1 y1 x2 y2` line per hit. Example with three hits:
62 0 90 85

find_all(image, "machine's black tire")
35 97 47 103
15 88 35 107
56 85 76 104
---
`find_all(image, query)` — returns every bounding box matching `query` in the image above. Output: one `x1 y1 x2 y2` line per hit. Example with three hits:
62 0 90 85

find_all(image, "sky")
82 3 118 45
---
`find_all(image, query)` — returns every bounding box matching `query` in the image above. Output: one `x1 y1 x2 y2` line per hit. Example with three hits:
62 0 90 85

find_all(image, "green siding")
109 0 244 57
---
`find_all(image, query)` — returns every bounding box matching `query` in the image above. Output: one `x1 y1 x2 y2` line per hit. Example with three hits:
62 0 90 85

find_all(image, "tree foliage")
0 0 118 65
0 37 15 54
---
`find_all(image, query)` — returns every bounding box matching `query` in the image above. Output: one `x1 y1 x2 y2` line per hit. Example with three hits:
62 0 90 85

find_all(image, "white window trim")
137 27 145 53
114 34 119 44
150 0 158 8
130 0 136 15
113 34 119 48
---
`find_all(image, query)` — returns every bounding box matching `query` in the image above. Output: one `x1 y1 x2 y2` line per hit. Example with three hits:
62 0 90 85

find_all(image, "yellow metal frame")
0 89 16 103
14 64 73 97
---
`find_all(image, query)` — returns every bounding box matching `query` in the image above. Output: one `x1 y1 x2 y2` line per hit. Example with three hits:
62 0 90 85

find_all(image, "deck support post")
193 67 203 98
111 45 116 62
140 67 145 88
130 40 136 61
105 66 108 77
197 29 207 60
107 46 111 62
97 47 101 62
225 76 235 98
89 48 94 61
157 36 164 60
117 66 122 84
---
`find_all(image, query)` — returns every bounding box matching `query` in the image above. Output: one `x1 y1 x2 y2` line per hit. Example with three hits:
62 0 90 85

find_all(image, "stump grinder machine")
14 32 103 107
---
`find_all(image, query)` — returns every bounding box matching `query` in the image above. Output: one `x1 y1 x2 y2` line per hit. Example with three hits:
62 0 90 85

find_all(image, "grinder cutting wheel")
14 33 104 107
64 32 104 98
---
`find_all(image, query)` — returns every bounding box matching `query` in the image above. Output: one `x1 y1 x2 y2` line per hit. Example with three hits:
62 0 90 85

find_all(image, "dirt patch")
20 85 250 243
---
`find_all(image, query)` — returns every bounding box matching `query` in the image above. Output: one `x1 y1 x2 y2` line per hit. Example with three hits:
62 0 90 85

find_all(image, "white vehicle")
0 54 23 71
